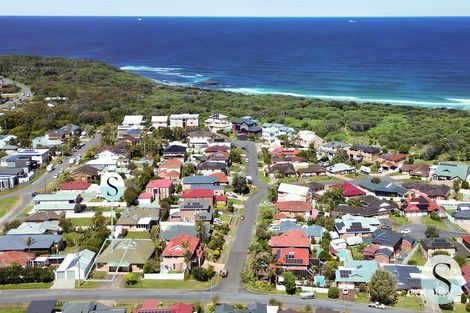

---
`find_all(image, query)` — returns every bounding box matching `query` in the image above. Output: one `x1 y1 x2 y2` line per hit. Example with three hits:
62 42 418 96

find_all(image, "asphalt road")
399 224 465 239
0 134 101 228
218 140 268 292
0 289 419 313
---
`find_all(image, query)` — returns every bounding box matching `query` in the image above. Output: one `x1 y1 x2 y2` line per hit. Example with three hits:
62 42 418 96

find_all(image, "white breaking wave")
121 65 182 72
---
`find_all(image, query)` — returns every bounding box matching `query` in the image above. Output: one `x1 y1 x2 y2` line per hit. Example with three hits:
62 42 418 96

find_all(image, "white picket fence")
143 273 185 280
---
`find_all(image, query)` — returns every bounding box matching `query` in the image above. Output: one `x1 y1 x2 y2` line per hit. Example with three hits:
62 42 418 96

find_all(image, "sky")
0 0 469 17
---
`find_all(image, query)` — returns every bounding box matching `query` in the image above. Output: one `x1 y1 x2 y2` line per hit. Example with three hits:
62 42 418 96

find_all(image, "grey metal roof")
26 300 57 313
383 265 421 290
0 234 62 251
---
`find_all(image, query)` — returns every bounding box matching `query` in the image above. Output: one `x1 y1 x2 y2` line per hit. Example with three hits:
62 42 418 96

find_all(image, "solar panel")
340 270 351 278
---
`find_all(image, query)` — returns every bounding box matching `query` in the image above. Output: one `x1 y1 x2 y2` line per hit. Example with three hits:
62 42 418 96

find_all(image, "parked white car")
213 218 223 226
299 292 315 299
227 192 238 198
401 228 411 234
369 302 386 309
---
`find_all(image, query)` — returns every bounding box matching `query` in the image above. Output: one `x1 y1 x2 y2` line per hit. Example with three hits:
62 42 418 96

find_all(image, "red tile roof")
146 179 172 189
275 201 312 212
272 147 301 156
0 251 35 268
269 229 310 248
158 170 181 179
59 181 91 191
205 145 229 153
334 182 366 197
273 213 291 220
273 247 309 266
463 236 470 247
168 303 194 313
180 189 214 199
402 193 444 213
160 159 183 169
138 193 153 200
363 244 380 258
162 233 199 257
210 172 229 184
463 264 470 283
215 195 228 202
381 153 407 162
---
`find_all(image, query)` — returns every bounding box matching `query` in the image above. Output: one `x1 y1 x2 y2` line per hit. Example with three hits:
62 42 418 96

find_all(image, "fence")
143 273 185 280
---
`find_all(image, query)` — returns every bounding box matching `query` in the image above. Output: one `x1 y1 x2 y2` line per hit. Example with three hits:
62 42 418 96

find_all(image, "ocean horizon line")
1 15 470 18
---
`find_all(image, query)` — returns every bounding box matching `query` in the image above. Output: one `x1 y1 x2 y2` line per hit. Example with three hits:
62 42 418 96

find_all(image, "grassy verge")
0 169 45 197
127 279 211 289
443 303 467 313
0 282 53 290
392 296 424 311
407 249 427 266
258 170 270 184
389 214 409 226
0 305 27 313
0 196 21 218
356 292 369 303
423 216 449 231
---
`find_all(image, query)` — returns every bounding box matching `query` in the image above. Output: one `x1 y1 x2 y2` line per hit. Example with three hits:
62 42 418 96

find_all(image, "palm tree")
153 239 166 256
24 236 35 252
182 240 193 271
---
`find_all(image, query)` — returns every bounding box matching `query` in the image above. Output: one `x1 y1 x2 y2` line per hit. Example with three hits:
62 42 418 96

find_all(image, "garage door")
66 270 76 280
56 272 66 279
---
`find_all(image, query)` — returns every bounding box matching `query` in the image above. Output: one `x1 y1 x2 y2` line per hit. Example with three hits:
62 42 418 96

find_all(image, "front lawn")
407 249 427 266
356 292 369 303
127 278 211 289
70 217 94 226
392 296 424 311
351 246 364 260
0 282 53 290
423 216 449 231
125 232 151 239
0 196 20 217
443 303 467 313
0 306 26 313
389 215 409 226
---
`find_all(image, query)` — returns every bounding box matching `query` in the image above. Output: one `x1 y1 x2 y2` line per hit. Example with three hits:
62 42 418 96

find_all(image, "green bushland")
2 55 470 160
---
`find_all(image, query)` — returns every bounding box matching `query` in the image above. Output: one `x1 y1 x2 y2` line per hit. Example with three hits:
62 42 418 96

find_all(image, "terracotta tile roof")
215 195 228 201
205 145 229 153
146 179 172 189
275 201 312 212
333 182 366 197
59 181 91 191
160 159 183 169
158 170 181 179
210 172 229 183
273 213 291 220
269 229 310 248
273 247 309 266
0 251 35 267
401 193 444 213
162 233 199 257
272 147 301 156
168 303 194 313
180 189 214 199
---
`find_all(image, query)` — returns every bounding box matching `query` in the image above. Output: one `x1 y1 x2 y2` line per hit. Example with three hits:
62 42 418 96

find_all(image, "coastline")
122 66 470 110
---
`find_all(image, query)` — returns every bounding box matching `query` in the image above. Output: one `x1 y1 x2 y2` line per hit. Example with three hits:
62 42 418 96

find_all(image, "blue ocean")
1 16 470 108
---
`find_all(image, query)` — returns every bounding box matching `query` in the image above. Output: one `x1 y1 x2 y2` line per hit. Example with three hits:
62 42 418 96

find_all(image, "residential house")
333 182 366 198
70 165 99 182
277 183 312 202
335 260 378 289
347 144 381 163
26 211 64 223
0 135 16 148
159 223 210 242
233 117 262 137
59 181 92 193
0 167 25 190
401 163 430 179
25 300 57 313
0 234 63 252
326 163 355 175
96 239 155 272
198 161 227 175
269 229 311 248
205 145 230 157
297 164 326 178
180 189 214 206
210 172 229 185
274 201 316 219
262 123 295 143
172 199 213 223
318 141 351 161
297 130 324 149
272 247 310 275
151 115 169 129
161 233 203 272
16 149 51 165
146 179 173 200
433 162 469 181
421 238 456 259
0 251 35 268
334 214 381 238
117 115 145 139
187 130 215 150
169 114 199 129
163 144 187 162
271 220 323 243
332 195 394 217
204 114 231 133
382 264 422 292
357 179 407 198
116 207 160 231
401 192 445 217
7 221 59 235
378 153 407 171
62 302 126 313
402 182 451 200
182 175 218 191
370 229 406 262
55 249 95 280
215 303 272 313
157 158 183 182
271 155 307 169
270 163 296 177
33 192 82 213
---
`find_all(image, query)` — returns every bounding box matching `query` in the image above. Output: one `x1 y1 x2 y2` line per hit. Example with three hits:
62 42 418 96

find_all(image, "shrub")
192 266 216 282
439 302 453 310
328 286 339 299
462 293 468 304
466 302 470 312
